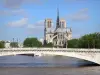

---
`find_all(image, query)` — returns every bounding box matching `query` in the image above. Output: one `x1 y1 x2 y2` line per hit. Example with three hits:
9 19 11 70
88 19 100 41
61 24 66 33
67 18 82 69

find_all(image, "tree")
78 33 100 48
46 43 53 47
95 32 100 48
67 32 100 49
0 41 5 48
23 38 42 47
67 39 79 48
10 42 18 48
43 42 53 47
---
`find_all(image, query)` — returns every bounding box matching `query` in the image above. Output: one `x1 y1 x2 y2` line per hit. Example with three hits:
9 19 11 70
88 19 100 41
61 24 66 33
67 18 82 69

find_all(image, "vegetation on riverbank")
22 32 100 48
0 41 5 48
23 37 53 48
68 32 100 48
23 32 100 48
23 38 42 47
10 42 18 48
0 32 100 49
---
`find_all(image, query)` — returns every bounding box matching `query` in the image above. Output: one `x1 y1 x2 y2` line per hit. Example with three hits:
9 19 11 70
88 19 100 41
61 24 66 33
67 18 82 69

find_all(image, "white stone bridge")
0 48 100 64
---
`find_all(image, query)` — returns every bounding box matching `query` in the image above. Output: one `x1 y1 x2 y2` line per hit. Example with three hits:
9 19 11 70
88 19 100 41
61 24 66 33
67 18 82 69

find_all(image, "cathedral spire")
56 7 60 29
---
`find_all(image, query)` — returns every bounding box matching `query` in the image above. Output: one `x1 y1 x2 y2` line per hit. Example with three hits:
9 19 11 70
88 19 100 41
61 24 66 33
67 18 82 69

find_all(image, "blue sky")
0 0 100 42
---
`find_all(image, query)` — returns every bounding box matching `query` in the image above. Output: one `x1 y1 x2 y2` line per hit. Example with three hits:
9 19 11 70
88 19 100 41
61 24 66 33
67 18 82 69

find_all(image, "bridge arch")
0 48 100 64
33 51 100 64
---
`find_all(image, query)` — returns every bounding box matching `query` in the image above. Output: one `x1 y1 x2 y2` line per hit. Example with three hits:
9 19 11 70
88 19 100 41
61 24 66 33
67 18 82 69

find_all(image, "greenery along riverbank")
23 32 100 48
67 32 100 48
0 32 100 48
0 41 5 48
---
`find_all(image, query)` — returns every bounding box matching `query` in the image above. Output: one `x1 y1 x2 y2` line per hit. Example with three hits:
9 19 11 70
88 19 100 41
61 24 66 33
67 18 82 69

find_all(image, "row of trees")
0 41 5 48
23 38 53 47
23 33 100 48
67 32 100 48
0 32 99 48
23 38 42 47
0 38 53 48
10 42 18 48
0 41 19 48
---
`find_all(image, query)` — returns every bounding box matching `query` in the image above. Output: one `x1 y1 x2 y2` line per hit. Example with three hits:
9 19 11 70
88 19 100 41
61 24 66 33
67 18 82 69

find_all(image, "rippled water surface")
0 55 95 67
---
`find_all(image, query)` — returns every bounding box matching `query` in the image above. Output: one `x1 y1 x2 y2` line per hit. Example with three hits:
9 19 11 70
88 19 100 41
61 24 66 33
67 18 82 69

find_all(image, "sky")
0 0 100 42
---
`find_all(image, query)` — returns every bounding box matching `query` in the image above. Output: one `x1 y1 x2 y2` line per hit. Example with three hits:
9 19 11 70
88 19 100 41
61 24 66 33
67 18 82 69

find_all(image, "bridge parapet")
0 48 100 53
0 48 100 50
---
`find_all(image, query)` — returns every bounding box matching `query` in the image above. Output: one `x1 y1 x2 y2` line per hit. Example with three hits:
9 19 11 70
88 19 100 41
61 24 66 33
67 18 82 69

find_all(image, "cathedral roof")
54 28 67 33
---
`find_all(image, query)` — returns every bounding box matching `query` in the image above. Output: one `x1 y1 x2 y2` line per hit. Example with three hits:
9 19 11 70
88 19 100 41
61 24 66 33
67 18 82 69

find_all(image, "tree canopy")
43 42 53 47
10 42 18 48
0 41 5 48
68 32 100 49
67 39 79 48
23 32 100 48
23 38 42 47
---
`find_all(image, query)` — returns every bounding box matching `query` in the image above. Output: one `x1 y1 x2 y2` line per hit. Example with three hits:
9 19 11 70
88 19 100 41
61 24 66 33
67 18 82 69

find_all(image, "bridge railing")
0 48 100 51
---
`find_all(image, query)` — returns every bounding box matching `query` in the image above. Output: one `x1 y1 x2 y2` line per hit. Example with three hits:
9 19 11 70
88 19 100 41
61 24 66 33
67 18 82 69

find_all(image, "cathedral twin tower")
44 8 72 48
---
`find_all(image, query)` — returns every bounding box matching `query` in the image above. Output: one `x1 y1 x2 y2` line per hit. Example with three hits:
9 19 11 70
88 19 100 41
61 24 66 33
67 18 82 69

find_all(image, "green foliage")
10 42 18 48
0 41 5 48
23 38 42 47
79 32 100 48
68 32 100 49
43 42 53 47
67 39 79 48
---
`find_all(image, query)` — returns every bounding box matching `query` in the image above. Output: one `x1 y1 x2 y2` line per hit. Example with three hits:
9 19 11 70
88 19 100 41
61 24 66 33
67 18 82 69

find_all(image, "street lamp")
87 40 90 49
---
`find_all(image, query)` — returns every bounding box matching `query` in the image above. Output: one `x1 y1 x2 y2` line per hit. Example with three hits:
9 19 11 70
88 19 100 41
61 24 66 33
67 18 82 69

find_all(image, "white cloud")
8 18 28 27
66 8 89 21
27 20 55 29
27 20 44 29
35 20 44 26
27 20 45 35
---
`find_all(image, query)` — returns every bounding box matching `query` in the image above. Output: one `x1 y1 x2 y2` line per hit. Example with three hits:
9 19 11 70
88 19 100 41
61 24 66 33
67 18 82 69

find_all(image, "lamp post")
96 32 100 48
88 40 90 49
13 38 14 42
93 39 95 48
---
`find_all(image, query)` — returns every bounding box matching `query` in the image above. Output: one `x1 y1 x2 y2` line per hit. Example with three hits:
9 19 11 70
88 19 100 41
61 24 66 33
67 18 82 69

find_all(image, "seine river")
0 55 96 67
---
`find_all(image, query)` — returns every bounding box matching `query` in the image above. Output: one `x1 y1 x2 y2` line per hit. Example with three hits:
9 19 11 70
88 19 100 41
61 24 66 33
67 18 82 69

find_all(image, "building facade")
5 41 11 48
44 8 72 48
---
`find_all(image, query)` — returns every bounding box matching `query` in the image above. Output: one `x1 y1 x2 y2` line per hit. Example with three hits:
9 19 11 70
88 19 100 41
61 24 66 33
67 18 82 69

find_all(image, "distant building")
5 41 11 48
18 43 23 48
2 40 23 48
44 8 72 48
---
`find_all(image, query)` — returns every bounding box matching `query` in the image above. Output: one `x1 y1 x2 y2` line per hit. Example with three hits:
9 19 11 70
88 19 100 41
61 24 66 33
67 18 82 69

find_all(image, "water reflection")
0 55 97 67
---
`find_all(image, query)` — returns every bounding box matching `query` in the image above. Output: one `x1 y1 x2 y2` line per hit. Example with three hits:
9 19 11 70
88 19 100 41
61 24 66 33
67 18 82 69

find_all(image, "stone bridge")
0 48 100 64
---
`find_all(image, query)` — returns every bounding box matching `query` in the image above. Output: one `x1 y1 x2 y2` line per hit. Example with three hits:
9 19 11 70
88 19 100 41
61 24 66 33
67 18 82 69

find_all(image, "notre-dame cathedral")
44 8 72 48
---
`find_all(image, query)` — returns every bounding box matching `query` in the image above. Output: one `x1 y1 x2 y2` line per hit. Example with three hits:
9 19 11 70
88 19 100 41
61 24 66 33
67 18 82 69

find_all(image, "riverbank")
0 66 100 75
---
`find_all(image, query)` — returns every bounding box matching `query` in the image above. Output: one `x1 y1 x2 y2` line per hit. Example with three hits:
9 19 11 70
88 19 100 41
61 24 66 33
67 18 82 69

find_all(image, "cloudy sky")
0 0 100 42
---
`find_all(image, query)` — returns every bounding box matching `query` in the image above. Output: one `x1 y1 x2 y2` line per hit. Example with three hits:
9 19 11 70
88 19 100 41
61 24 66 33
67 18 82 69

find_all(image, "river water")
0 55 96 67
